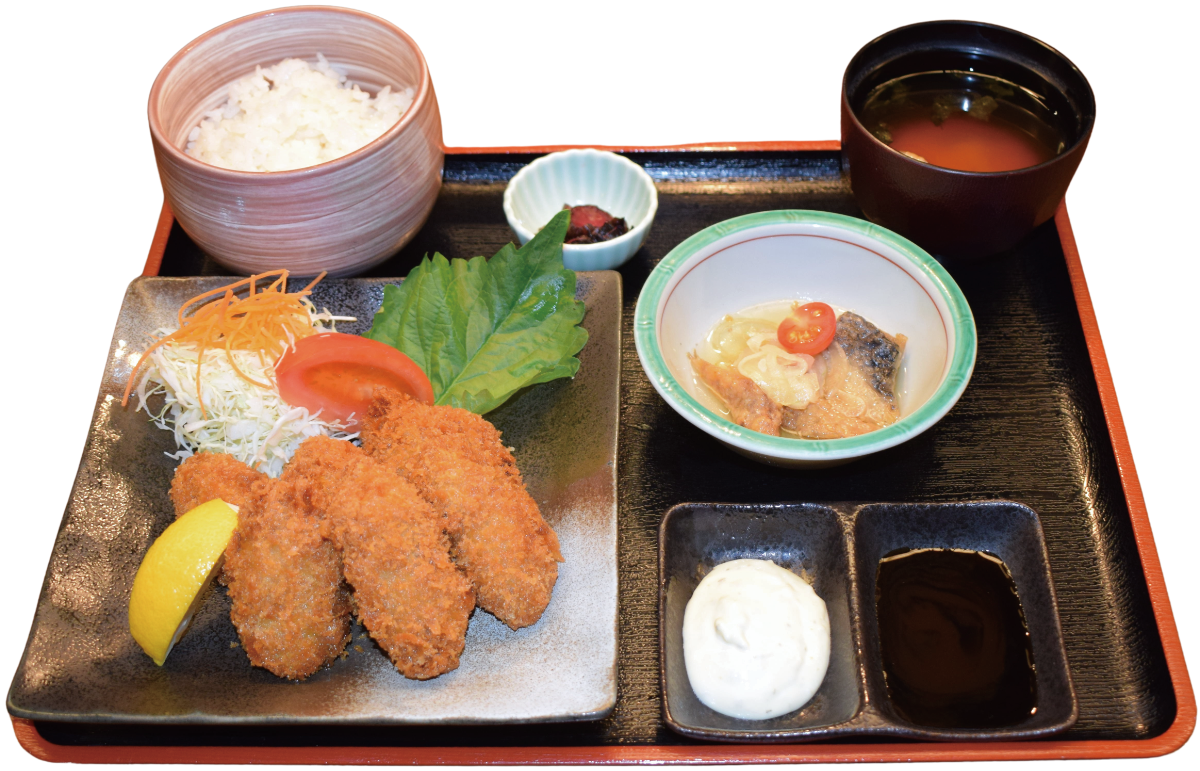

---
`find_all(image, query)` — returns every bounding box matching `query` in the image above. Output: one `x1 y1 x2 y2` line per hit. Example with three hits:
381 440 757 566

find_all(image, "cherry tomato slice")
275 333 433 426
777 302 837 355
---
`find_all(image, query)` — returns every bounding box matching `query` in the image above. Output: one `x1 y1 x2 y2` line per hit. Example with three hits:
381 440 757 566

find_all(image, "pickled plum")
561 205 629 244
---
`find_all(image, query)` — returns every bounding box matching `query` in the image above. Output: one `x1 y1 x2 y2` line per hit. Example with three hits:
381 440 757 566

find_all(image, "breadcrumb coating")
170 453 351 680
285 437 474 679
169 452 266 522
361 389 563 630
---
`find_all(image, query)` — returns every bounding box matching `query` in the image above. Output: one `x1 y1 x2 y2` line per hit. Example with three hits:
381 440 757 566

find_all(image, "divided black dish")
659 501 1077 743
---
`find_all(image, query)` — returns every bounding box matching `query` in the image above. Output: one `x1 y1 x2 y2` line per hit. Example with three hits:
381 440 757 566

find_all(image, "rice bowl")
148 6 444 277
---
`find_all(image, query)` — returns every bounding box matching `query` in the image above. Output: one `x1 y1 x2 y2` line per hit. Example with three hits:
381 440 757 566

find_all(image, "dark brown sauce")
875 548 1037 728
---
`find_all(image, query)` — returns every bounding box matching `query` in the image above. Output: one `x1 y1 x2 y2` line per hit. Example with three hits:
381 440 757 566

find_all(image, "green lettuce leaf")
365 209 588 414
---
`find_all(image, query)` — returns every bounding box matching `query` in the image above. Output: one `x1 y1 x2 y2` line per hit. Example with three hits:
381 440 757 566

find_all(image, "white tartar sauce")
682 558 830 720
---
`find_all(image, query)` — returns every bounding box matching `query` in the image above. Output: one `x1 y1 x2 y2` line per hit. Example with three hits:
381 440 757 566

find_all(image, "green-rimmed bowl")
633 210 976 467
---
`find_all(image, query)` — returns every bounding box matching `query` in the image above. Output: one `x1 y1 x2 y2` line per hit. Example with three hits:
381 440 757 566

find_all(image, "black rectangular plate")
8 275 620 726
28 150 1173 748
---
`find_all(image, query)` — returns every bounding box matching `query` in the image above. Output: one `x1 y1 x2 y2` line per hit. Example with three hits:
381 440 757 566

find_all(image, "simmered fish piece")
690 354 783 436
783 312 906 440
832 312 907 399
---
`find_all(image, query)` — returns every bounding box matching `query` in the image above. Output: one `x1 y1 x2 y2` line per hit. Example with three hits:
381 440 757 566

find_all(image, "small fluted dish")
148 6 444 277
634 210 977 467
503 149 658 270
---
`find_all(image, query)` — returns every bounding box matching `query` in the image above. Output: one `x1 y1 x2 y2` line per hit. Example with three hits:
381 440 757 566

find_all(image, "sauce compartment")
852 501 1077 740
659 501 1076 743
659 503 858 741
876 549 1038 728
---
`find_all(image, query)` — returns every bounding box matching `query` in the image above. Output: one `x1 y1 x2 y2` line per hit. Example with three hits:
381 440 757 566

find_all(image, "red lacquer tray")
10 141 1194 764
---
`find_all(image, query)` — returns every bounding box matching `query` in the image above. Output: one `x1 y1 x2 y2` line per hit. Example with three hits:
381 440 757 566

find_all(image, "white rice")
185 54 415 172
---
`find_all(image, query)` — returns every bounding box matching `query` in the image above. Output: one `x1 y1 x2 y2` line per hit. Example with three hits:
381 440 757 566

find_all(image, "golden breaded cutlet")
361 389 563 630
284 436 474 679
170 452 267 520
170 452 352 680
223 474 352 680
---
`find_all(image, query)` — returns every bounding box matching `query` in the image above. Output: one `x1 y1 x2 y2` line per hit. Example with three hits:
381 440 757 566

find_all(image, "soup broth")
859 70 1069 173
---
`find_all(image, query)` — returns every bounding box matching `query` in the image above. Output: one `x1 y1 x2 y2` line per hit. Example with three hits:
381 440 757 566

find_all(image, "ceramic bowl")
503 149 658 270
633 210 976 467
148 6 444 277
841 20 1095 258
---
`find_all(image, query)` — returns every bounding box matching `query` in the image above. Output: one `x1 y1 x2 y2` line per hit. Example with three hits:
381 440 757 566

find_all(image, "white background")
1 1 1195 770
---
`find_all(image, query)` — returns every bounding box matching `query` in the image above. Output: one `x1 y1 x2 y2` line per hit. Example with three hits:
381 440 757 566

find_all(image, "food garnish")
126 271 356 476
777 301 835 355
123 270 327 410
275 332 434 426
128 498 240 666
366 209 588 414
562 204 629 244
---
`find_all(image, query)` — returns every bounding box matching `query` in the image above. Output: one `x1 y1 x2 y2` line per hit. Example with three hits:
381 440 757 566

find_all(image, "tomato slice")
275 333 433 426
776 302 837 355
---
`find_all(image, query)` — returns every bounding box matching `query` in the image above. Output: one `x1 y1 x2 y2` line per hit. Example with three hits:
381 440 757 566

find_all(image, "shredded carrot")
121 270 327 415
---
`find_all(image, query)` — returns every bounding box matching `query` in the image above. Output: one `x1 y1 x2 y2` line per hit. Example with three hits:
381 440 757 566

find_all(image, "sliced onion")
737 344 823 409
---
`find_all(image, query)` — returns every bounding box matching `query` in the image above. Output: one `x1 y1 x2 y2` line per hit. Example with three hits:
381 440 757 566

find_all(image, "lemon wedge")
128 498 239 665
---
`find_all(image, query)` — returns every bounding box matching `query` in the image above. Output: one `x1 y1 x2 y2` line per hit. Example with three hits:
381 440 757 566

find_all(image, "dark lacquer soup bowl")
841 20 1096 259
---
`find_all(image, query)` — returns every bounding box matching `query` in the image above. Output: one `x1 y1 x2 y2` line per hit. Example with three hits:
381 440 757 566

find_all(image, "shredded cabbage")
131 306 356 477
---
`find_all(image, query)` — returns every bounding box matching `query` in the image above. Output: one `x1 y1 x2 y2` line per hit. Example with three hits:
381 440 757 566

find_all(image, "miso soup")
858 70 1069 173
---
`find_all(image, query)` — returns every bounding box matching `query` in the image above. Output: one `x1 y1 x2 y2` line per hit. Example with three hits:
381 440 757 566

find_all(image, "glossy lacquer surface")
20 150 1181 757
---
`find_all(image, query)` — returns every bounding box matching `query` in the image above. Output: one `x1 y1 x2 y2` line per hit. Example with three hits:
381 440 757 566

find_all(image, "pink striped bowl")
148 6 443 277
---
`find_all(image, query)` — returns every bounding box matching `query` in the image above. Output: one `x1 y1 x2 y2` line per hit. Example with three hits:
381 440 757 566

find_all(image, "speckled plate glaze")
660 500 1077 742
8 274 620 725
